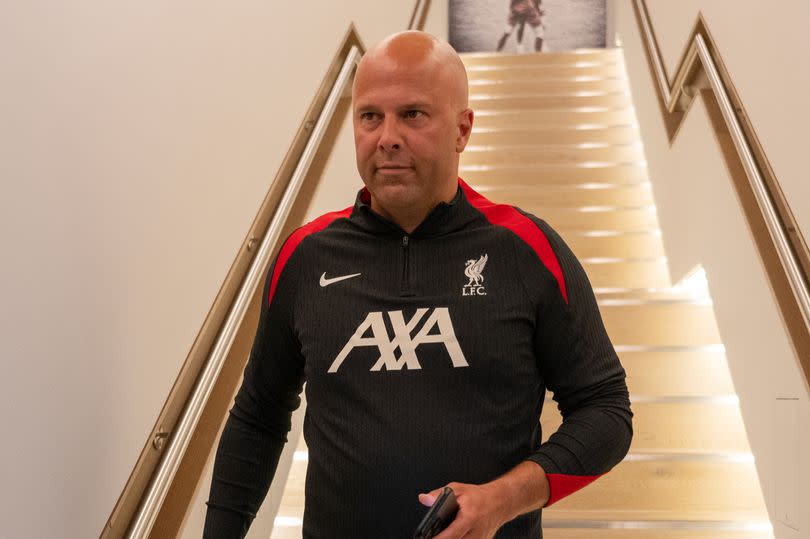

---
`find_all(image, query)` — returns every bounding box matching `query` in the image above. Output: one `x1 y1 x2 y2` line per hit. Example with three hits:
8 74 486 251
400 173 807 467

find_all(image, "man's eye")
404 110 423 119
360 112 378 121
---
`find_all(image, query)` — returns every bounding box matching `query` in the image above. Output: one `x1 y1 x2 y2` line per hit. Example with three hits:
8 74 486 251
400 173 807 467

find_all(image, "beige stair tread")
546 460 766 513
470 92 632 109
598 302 727 345
276 459 306 507
461 50 623 66
620 349 736 396
542 401 750 453
470 125 641 145
473 108 636 129
544 509 770 524
581 259 670 289
595 288 699 300
475 184 654 207
274 505 303 518
470 78 629 95
524 206 659 231
462 142 644 165
460 163 648 185
564 232 665 259
270 526 303 539
466 63 626 80
545 530 772 539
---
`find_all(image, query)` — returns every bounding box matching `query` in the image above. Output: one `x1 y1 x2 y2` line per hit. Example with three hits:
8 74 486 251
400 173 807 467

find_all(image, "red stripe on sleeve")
460 178 568 303
544 473 604 506
268 206 353 306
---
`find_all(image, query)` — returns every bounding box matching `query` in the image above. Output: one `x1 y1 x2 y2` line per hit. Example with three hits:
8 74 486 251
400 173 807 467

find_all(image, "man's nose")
378 117 402 152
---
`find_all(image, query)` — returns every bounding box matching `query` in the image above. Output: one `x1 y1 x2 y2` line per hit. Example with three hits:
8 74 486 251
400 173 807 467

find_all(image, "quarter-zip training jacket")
204 179 633 538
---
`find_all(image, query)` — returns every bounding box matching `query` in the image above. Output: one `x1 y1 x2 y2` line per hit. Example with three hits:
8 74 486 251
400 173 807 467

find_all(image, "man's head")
352 31 473 231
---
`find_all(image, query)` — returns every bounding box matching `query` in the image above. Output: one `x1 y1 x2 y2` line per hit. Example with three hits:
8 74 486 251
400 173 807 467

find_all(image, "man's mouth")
376 164 412 172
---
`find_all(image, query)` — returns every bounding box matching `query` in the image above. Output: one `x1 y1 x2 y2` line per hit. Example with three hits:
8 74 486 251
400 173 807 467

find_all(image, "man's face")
352 54 472 217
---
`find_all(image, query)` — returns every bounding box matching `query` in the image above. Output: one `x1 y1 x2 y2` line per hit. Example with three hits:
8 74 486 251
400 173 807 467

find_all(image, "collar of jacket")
349 177 483 238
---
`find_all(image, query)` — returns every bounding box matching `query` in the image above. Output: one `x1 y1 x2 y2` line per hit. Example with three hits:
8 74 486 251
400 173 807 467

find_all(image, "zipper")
400 235 414 297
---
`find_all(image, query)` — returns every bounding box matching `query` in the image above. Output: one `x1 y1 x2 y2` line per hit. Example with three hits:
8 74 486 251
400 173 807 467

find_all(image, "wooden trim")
99 24 365 539
630 2 810 388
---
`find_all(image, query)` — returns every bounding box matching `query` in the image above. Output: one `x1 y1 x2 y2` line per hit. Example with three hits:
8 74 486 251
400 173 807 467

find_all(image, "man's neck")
370 201 433 235
370 180 458 234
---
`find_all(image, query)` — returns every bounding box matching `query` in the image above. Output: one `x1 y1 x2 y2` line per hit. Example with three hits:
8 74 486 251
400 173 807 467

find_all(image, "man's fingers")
419 485 450 506
418 492 436 507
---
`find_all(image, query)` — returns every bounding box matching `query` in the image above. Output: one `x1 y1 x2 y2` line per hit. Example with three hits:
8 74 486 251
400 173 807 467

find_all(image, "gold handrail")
631 0 810 386
101 3 433 537
408 0 432 31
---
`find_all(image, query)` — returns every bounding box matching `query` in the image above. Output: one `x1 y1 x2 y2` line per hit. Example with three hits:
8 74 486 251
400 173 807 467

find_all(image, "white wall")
0 2 447 538
611 2 810 536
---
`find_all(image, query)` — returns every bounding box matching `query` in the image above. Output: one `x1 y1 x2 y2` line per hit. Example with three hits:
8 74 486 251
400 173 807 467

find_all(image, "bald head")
353 31 469 110
351 31 475 234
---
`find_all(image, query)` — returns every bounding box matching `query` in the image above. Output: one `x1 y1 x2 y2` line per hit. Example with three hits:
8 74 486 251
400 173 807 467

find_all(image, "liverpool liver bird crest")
464 254 488 287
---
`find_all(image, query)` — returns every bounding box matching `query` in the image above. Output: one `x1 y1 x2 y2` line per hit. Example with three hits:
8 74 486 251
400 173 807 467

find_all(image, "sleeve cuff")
525 454 605 507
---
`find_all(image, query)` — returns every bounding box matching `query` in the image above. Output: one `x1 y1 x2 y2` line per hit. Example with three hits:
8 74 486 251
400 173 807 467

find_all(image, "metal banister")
691 34 810 331
631 0 810 382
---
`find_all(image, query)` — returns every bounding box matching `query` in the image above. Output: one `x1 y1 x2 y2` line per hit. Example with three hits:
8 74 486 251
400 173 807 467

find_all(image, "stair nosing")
472 123 639 132
460 161 647 170
540 519 772 532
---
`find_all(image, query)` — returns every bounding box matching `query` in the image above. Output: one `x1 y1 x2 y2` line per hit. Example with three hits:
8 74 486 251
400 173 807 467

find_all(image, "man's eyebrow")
354 102 432 114
355 103 379 113
400 102 431 110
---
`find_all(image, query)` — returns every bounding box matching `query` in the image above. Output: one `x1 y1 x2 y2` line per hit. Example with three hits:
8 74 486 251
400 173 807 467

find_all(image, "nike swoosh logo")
319 272 362 287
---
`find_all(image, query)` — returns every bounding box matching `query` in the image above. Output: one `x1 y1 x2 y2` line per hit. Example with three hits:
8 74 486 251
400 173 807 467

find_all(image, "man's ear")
455 108 475 153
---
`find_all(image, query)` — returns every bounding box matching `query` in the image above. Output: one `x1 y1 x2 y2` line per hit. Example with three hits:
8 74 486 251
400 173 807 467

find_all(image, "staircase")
269 48 774 538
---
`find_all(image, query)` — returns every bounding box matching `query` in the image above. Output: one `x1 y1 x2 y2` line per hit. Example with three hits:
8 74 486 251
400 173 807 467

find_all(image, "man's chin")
370 172 413 191
368 182 422 210
373 168 415 184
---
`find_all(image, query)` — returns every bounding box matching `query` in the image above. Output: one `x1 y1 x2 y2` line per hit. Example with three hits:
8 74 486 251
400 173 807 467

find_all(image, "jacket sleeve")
518 215 633 506
203 247 306 538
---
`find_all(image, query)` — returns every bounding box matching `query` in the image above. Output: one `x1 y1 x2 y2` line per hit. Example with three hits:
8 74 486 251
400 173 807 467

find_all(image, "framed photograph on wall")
449 0 606 53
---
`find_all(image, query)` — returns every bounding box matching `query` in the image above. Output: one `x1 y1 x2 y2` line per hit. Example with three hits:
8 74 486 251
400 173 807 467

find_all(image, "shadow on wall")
449 0 606 53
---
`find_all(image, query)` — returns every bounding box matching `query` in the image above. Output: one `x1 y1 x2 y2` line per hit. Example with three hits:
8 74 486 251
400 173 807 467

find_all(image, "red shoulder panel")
268 206 353 306
460 178 568 303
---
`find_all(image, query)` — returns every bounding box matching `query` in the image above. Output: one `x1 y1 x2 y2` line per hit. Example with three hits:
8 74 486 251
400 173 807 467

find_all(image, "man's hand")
417 460 549 538
418 482 507 539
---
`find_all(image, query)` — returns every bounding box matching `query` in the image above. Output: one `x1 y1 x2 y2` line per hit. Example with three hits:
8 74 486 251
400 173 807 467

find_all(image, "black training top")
204 179 633 538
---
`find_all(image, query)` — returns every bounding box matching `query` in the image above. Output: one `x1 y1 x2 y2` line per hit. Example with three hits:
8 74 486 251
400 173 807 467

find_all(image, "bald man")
204 31 632 538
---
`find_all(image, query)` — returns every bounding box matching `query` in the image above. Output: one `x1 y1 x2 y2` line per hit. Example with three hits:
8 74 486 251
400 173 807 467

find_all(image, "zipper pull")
400 235 414 297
